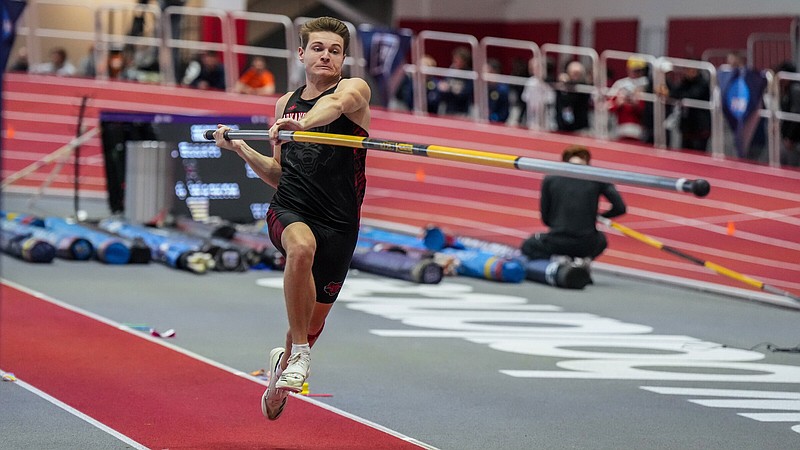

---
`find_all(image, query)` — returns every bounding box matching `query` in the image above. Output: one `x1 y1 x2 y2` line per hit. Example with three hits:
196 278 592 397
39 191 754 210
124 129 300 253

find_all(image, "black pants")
521 231 607 260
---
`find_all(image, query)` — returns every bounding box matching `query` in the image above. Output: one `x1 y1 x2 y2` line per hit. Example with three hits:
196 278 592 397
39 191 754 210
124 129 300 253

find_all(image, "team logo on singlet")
282 113 335 175
324 281 343 297
286 142 334 175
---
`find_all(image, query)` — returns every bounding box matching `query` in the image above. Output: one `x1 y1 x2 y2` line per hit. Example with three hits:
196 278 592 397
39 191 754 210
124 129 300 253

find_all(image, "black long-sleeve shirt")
540 175 626 237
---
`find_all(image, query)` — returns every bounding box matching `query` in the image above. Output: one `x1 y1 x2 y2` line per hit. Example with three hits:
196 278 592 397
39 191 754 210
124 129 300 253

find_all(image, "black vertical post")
74 95 89 221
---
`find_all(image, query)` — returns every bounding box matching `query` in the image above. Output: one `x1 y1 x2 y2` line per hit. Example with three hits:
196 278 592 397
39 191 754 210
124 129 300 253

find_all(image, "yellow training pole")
205 129 711 197
597 216 799 303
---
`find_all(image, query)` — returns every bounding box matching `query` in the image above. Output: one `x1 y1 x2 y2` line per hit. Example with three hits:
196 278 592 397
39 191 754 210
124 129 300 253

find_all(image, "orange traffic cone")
415 168 426 182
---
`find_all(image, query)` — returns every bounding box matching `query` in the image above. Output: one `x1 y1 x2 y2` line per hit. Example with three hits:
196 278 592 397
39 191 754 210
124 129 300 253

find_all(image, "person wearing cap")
606 57 650 141
520 145 627 266
609 57 650 96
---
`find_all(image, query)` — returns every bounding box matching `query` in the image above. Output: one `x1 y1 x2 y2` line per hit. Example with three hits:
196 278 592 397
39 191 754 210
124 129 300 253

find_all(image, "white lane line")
1 278 439 450
0 369 148 450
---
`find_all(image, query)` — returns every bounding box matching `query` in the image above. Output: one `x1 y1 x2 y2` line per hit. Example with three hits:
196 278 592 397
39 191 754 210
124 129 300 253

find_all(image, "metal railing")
411 30 483 119
479 37 542 126
10 2 800 168
93 3 162 81
770 70 800 167
162 6 232 87
748 32 793 72
15 0 95 68
227 11 296 92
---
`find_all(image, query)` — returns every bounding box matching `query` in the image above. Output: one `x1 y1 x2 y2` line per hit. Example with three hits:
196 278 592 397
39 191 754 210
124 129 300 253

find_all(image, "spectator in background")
235 56 276 95
607 57 649 141
182 50 225 90
640 62 660 145
607 84 645 141
438 46 474 116
668 67 712 151
485 58 510 124
8 46 29 72
156 0 187 81
509 57 530 125
608 57 649 98
29 47 76 76
106 49 127 79
554 60 592 133
521 55 556 131
77 44 96 78
394 54 441 114
777 61 800 167
110 46 148 81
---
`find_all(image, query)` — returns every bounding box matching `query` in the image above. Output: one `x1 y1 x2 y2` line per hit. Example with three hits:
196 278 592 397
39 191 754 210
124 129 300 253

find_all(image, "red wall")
594 19 639 82
667 16 794 63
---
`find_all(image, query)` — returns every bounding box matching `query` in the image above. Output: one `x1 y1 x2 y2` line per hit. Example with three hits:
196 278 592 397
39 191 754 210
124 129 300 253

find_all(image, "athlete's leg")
308 302 331 347
281 222 317 347
279 302 332 369
275 222 316 391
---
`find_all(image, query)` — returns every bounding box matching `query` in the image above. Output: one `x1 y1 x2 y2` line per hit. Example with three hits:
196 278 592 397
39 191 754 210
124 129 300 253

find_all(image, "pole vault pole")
204 130 711 197
597 216 800 303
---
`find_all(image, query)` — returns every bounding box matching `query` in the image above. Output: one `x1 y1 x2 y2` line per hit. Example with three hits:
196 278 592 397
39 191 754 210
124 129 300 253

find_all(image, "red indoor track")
0 283 425 449
3 73 800 450
3 73 800 298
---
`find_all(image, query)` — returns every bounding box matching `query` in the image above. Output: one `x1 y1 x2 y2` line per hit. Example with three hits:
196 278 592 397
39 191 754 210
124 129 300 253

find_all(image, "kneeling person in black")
521 146 626 264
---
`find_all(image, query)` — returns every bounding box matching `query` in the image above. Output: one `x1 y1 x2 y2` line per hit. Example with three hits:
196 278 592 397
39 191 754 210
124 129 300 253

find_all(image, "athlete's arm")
269 78 371 140
212 95 288 189
301 77 370 129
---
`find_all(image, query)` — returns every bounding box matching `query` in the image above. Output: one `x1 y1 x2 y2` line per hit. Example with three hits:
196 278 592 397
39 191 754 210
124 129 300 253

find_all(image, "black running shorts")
266 205 358 304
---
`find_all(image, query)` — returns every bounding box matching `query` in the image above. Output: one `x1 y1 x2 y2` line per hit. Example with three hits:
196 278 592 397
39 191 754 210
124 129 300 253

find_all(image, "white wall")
394 0 800 55
203 0 246 10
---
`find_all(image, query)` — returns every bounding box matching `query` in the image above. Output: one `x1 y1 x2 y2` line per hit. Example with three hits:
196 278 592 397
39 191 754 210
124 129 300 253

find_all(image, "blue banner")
718 67 767 159
1 0 26 153
1 1 26 69
358 25 413 107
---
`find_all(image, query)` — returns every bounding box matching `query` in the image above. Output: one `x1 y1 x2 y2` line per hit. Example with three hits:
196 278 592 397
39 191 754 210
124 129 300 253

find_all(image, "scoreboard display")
100 112 274 223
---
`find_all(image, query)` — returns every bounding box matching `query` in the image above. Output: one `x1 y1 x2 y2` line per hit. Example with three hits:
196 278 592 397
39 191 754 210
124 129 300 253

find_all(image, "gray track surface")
2 190 800 449
2 250 799 449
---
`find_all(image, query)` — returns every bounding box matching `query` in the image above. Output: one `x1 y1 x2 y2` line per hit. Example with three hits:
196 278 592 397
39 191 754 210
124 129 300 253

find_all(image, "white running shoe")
276 351 310 392
261 347 288 420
